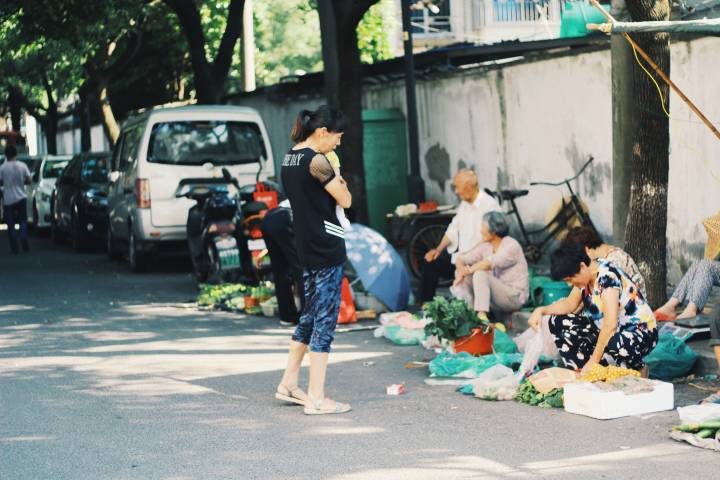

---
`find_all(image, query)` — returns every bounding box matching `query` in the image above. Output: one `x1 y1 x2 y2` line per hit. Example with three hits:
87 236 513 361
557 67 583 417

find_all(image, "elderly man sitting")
419 169 501 303
450 212 529 320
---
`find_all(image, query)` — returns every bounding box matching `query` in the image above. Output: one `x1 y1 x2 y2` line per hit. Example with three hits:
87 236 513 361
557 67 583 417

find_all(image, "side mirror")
108 171 120 183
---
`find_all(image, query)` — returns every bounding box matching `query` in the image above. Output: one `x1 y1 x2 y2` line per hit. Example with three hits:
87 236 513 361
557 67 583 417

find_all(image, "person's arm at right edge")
528 287 583 330
325 176 352 209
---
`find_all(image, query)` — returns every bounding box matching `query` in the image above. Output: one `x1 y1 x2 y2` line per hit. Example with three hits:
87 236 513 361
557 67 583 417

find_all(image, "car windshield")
81 156 109 183
147 121 265 166
43 159 70 178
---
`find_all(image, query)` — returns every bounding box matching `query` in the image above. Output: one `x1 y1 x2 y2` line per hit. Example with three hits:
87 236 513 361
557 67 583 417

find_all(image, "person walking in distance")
276 106 353 415
0 145 31 254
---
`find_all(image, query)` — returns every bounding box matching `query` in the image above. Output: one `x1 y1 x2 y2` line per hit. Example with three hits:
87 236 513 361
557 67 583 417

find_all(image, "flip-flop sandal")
701 392 720 404
653 310 677 322
275 385 308 406
303 399 352 415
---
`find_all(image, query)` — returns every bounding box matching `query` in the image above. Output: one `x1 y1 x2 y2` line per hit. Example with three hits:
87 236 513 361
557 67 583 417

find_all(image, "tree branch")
212 0 245 80
163 0 211 72
41 74 56 110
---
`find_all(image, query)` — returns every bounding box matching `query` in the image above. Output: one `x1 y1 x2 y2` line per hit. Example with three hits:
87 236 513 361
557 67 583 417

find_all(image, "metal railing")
472 0 564 29
411 12 452 36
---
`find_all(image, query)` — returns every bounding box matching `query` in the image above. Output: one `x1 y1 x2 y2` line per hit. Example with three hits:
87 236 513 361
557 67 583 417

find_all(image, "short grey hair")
483 211 509 237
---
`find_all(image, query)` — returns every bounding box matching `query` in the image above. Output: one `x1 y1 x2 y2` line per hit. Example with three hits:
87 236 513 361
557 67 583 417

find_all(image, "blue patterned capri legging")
292 264 344 353
549 314 658 370
671 259 720 312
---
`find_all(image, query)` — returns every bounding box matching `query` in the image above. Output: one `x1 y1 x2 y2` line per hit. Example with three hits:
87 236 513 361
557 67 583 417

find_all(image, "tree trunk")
164 0 244 104
98 79 120 146
336 26 368 224
8 87 23 133
79 87 92 152
622 0 671 307
317 0 340 107
45 111 58 155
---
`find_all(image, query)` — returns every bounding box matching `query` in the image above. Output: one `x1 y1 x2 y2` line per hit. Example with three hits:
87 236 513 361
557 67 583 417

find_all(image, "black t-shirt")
281 147 346 269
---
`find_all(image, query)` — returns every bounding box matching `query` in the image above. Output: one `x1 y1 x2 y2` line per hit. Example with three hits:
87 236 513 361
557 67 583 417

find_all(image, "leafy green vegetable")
423 297 489 341
515 380 564 408
197 283 250 310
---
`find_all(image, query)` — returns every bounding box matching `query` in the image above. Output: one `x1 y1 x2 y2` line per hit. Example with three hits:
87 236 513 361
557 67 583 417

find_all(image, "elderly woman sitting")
529 244 658 374
450 211 529 320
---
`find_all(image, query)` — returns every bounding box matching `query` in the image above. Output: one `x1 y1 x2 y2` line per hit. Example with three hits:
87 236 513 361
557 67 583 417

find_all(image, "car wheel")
71 211 86 252
128 229 147 273
107 225 122 261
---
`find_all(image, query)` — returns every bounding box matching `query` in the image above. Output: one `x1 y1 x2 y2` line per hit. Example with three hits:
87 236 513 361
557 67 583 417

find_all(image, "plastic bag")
493 329 518 354
528 367 578 394
428 351 524 378
379 311 429 329
644 332 699 380
677 404 720 425
514 316 559 359
470 364 521 400
376 325 427 345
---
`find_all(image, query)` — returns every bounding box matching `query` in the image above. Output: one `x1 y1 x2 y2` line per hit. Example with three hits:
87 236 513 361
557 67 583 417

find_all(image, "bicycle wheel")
407 224 453 287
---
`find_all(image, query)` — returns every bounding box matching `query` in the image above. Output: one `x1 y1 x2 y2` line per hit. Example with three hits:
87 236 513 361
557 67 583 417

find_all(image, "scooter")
176 169 244 284
236 162 282 283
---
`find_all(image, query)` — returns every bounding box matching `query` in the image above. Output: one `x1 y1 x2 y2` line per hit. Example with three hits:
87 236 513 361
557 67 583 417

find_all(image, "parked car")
51 152 111 250
28 155 72 228
106 105 275 272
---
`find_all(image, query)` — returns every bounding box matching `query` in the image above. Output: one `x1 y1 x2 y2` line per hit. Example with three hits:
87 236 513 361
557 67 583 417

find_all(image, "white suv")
30 155 72 228
106 105 275 272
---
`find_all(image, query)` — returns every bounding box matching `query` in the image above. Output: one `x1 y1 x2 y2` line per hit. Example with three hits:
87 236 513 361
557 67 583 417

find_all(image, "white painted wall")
364 48 613 240
666 37 720 281
231 36 720 278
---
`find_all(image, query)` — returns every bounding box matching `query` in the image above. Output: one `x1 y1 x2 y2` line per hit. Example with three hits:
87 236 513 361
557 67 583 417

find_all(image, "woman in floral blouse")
528 244 657 374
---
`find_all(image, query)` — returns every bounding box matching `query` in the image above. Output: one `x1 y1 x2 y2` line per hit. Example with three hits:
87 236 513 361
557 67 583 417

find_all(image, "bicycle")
485 155 598 263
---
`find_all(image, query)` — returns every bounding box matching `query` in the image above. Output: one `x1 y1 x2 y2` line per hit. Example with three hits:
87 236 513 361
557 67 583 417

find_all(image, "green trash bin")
362 109 409 236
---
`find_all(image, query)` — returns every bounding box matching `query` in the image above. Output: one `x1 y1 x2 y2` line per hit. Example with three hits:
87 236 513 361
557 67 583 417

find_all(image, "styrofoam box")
563 380 674 420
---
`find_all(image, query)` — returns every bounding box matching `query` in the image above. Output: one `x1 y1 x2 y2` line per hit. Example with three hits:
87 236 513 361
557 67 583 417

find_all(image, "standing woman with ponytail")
275 106 353 415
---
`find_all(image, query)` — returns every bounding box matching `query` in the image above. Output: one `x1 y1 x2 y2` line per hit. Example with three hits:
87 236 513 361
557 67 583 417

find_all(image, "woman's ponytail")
290 106 347 144
290 109 312 143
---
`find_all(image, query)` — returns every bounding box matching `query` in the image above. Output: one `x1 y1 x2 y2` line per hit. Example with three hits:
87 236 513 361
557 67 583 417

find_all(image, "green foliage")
357 0 395 64
252 0 323 87
423 296 488 342
0 7 81 115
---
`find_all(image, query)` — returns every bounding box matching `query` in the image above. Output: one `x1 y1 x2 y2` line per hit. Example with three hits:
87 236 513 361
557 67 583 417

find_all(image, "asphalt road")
1 230 718 480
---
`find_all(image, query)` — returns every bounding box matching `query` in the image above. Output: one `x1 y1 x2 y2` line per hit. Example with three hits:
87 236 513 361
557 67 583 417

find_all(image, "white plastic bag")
515 316 559 377
470 364 520 401
677 403 720 425
518 332 544 378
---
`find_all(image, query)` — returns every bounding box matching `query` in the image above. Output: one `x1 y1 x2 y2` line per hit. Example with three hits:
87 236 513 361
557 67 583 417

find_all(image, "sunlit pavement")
1 232 718 480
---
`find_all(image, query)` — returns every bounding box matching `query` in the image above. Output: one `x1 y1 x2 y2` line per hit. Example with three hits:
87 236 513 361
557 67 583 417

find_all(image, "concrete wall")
666 37 720 281
230 36 720 280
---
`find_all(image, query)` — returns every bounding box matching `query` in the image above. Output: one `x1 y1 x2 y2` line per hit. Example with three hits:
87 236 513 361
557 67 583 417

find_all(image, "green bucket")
542 281 572 306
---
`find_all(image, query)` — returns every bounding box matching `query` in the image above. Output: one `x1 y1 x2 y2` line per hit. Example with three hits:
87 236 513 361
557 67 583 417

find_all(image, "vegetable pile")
196 282 275 314
197 283 249 309
673 421 720 439
579 364 640 382
515 381 564 408
423 297 489 342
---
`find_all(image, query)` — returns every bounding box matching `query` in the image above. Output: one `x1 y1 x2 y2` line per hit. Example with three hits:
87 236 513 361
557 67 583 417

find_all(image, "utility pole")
401 0 426 203
610 0 634 246
242 0 256 92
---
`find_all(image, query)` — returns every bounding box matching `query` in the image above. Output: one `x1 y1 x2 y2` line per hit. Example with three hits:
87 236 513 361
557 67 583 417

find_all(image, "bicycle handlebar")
530 156 594 187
